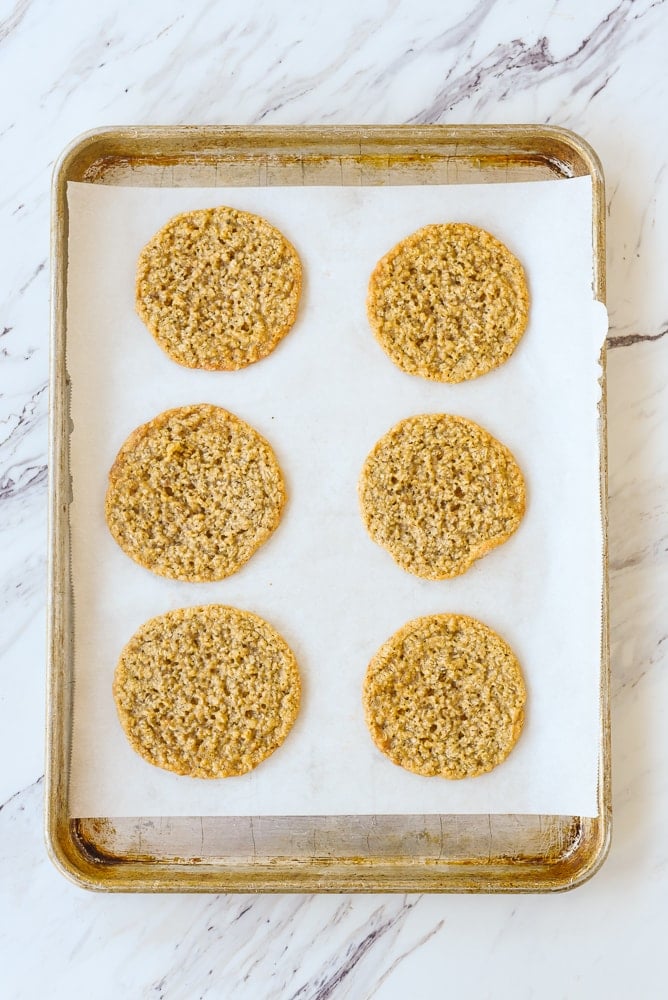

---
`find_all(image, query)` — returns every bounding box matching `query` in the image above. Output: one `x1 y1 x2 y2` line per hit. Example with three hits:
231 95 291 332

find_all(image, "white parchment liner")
67 177 607 817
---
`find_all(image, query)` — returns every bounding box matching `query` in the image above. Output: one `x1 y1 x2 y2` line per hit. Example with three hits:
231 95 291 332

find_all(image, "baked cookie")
105 404 285 581
113 605 301 778
359 413 525 579
136 206 302 370
363 614 526 779
367 222 528 382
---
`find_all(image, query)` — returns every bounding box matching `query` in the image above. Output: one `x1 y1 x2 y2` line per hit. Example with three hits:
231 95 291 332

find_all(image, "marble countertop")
1 0 666 996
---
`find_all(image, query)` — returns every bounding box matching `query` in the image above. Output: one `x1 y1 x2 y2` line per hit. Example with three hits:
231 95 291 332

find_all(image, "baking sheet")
67 177 607 818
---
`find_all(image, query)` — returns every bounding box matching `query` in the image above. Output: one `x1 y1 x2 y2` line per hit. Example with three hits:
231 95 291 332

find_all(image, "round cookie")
359 413 526 580
105 404 285 581
367 222 529 383
113 605 301 778
136 206 302 370
363 614 526 779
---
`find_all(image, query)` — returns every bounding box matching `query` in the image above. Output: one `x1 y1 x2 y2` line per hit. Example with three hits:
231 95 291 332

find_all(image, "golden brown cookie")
113 605 301 778
136 206 302 370
363 614 526 779
105 404 285 581
359 413 526 579
367 222 529 382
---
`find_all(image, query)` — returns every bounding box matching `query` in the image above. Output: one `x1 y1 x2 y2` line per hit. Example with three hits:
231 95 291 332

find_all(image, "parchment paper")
67 176 607 817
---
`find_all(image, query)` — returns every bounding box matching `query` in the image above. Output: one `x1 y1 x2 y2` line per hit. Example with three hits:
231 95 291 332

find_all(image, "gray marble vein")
608 325 668 348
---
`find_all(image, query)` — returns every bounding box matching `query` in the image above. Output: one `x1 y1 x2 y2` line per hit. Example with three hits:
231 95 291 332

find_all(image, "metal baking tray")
47 124 609 892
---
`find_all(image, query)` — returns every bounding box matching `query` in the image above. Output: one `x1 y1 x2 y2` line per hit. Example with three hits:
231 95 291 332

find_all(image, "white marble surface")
1 0 666 996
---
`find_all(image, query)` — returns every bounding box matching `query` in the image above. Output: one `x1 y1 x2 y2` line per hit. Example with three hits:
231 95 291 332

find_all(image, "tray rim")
46 123 610 893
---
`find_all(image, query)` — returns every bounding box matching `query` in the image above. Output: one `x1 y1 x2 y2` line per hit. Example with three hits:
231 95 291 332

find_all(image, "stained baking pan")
47 125 609 892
